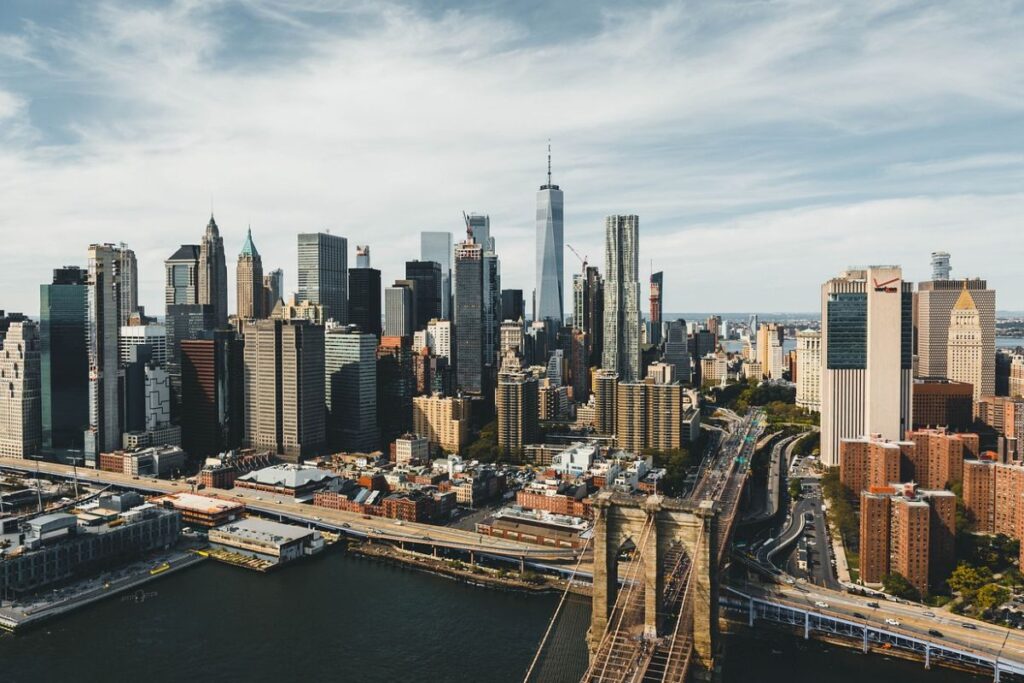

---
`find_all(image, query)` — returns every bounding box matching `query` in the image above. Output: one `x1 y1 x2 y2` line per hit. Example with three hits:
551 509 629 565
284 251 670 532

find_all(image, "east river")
0 550 985 682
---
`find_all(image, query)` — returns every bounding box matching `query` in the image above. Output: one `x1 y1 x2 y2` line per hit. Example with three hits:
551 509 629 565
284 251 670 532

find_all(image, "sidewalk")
822 496 854 585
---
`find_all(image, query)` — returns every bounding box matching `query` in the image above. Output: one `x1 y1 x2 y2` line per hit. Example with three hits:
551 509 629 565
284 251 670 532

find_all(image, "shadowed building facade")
180 331 244 458
39 266 89 458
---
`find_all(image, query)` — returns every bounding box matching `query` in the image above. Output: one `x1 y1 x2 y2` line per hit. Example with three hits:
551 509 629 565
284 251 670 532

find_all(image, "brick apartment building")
904 428 977 490
859 484 955 596
839 436 907 493
840 430 977 494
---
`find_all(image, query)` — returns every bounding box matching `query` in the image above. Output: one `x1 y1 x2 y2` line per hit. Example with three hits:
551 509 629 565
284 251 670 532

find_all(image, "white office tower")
426 319 453 362
500 320 524 357
421 232 452 320
931 251 951 281
384 285 414 337
795 329 821 412
535 145 564 323
86 243 131 463
820 266 913 466
119 324 168 366
602 215 642 381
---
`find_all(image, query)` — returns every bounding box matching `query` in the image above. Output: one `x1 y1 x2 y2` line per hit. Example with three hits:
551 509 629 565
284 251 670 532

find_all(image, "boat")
149 562 171 575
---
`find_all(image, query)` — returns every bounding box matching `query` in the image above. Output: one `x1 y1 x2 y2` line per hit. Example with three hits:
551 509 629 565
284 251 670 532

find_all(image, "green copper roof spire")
239 226 259 258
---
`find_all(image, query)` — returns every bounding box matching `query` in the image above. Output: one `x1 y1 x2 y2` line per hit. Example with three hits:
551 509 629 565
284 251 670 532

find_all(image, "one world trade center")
535 144 564 323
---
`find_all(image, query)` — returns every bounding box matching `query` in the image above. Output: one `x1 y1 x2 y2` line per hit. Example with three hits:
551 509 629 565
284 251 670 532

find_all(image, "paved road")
742 434 798 524
0 461 578 561
737 580 1024 667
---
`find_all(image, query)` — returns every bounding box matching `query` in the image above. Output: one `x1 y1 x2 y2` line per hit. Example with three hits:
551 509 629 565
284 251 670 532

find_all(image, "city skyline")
1 1 1022 315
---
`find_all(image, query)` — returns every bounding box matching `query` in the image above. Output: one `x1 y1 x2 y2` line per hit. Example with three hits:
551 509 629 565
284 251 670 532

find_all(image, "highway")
0 460 579 561
741 433 797 525
734 579 1024 669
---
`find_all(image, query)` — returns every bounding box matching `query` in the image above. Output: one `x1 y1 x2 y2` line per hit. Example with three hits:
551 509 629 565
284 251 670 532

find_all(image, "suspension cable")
522 535 593 683
588 515 657 682
660 524 706 681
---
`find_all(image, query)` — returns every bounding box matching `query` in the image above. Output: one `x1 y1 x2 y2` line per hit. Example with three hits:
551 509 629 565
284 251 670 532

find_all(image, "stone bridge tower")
588 492 719 674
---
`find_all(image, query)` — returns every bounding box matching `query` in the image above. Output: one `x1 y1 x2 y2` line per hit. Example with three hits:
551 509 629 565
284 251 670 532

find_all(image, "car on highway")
341 523 350 528
928 629 944 637
853 612 866 619
923 611 936 618
815 601 829 608
885 618 901 626
961 622 977 630
866 601 880 608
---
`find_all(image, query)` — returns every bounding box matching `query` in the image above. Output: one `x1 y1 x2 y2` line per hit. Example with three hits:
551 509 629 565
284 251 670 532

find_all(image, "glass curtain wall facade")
420 232 452 320
39 267 89 459
297 232 348 324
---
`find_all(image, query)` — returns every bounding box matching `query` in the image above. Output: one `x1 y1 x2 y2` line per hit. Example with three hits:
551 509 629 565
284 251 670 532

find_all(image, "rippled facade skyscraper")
535 147 563 323
602 215 641 382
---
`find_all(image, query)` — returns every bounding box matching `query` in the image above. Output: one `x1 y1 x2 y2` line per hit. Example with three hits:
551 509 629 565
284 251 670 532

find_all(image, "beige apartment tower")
593 369 618 436
795 329 821 412
412 394 471 454
616 375 684 454
496 365 539 456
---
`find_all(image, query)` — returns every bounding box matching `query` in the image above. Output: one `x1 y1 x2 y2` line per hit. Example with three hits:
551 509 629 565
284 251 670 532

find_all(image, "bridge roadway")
0 460 578 562
729 580 1024 678
690 408 766 566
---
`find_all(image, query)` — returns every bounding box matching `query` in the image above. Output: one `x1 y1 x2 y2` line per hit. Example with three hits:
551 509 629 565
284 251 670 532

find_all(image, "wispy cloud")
0 0 1022 314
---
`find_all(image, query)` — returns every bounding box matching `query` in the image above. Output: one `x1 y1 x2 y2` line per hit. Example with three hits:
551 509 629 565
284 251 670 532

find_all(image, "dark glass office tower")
662 319 691 383
348 267 382 337
454 239 484 395
165 303 217 418
420 231 452 320
405 260 441 329
39 266 89 459
501 289 524 322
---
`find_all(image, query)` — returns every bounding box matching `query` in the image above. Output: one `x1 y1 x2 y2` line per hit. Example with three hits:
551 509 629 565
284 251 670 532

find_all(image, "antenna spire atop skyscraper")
547 139 551 187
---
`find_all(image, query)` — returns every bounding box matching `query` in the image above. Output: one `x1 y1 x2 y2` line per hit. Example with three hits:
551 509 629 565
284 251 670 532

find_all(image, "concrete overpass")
724 581 1024 681
0 460 579 562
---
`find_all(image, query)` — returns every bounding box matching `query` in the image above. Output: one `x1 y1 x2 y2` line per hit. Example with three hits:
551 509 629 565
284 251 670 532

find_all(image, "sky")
1 0 1022 316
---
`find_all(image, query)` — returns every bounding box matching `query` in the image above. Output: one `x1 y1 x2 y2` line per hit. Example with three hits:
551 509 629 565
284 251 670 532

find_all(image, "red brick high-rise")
180 331 243 458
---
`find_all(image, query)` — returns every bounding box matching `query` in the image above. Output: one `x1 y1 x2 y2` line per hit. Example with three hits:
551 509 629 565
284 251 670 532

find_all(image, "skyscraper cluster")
810 254 999 467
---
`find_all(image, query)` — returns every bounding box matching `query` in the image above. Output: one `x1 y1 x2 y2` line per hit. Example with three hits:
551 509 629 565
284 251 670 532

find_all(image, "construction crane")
566 243 588 271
